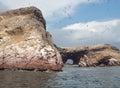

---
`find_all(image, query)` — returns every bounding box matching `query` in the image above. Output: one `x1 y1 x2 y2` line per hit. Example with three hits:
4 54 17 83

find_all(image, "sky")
0 0 120 48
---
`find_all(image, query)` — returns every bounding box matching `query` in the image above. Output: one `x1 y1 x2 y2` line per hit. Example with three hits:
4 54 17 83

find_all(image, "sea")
0 65 120 88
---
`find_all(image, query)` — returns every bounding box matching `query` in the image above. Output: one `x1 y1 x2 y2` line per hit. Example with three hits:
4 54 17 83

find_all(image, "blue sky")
0 0 120 48
50 0 120 28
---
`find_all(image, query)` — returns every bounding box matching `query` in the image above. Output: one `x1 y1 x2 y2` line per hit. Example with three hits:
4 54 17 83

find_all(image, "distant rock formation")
58 44 120 67
0 6 62 71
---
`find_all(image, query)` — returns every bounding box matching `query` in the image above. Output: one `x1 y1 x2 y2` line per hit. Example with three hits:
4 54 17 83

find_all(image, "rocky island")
0 6 62 71
0 6 120 71
58 44 120 67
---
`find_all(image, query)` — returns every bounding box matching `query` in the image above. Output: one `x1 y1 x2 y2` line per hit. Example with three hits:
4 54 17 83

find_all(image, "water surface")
0 66 120 88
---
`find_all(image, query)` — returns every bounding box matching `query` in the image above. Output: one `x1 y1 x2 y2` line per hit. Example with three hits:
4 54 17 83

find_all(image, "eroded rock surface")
58 44 120 67
0 7 62 71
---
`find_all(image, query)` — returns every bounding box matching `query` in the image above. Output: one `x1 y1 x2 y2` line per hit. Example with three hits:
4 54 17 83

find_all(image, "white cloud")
50 19 120 47
1 0 118 48
0 0 102 21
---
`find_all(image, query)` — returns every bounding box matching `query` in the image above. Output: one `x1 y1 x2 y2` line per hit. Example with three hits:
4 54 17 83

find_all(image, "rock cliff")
58 44 120 67
0 6 62 71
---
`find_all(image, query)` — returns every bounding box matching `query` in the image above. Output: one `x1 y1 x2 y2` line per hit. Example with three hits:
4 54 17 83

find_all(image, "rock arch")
58 47 88 64
58 44 120 66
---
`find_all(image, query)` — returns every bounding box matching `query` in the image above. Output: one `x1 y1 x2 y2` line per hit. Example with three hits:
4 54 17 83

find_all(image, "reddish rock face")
0 7 63 71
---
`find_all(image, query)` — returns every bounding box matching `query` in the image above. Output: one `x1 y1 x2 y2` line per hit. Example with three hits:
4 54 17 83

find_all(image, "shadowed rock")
0 6 62 71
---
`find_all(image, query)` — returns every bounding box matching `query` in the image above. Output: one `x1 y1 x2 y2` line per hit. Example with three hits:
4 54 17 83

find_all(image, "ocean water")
0 66 120 88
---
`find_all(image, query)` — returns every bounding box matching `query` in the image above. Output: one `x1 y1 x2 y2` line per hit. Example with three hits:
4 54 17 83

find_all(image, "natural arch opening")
64 57 81 65
58 47 88 65
65 59 73 65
